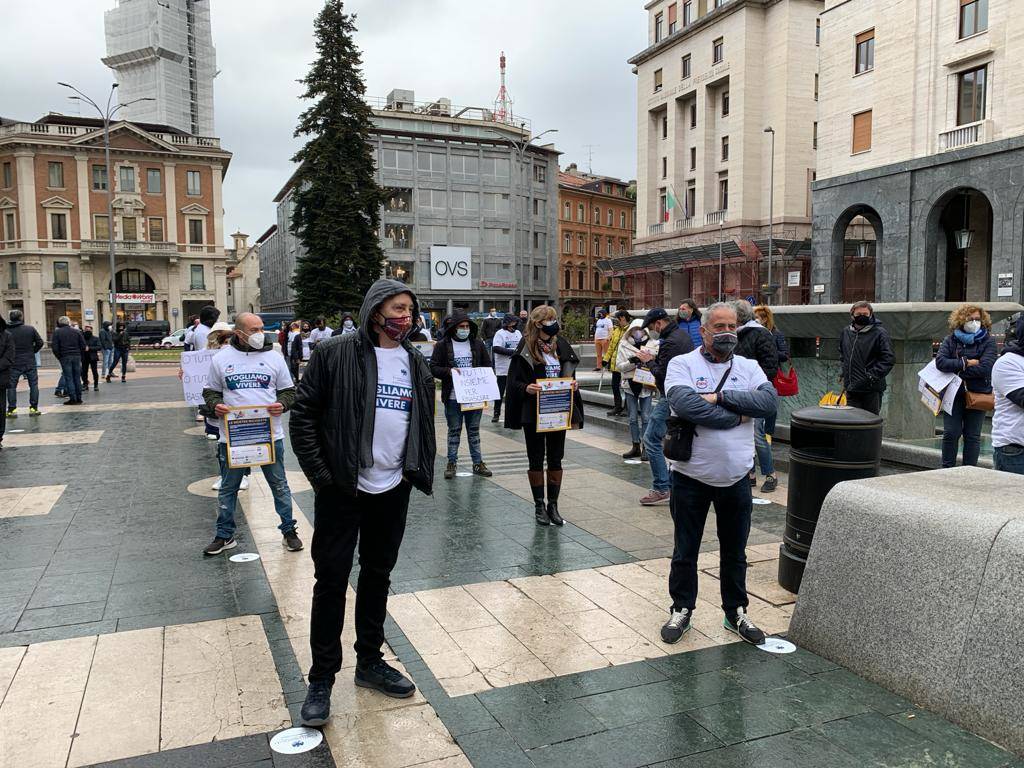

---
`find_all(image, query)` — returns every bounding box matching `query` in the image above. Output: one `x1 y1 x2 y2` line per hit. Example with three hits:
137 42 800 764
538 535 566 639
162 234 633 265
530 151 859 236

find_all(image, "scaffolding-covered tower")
102 0 217 136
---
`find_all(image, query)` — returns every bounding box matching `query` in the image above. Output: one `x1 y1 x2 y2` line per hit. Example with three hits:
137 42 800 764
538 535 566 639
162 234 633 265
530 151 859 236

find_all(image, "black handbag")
663 362 733 463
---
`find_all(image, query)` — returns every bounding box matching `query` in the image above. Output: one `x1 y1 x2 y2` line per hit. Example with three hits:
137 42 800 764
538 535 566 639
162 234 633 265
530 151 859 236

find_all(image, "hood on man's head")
442 310 478 339
359 279 420 331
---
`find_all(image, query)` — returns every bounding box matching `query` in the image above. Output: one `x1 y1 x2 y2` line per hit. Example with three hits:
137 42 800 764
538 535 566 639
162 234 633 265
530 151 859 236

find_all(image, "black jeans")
494 374 507 418
523 423 566 471
82 355 99 387
308 480 411 684
846 390 882 414
668 472 752 613
610 371 622 410
941 388 986 468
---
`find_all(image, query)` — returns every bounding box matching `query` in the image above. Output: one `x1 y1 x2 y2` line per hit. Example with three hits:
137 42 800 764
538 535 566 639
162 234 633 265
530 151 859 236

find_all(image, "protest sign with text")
452 367 500 412
536 377 575 432
181 349 217 406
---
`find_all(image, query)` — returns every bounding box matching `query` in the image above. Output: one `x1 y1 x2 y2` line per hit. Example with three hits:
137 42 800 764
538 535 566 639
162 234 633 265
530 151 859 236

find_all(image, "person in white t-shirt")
992 315 1024 475
659 302 777 648
490 314 523 423
593 310 612 371
310 317 334 346
202 312 301 557
289 280 436 724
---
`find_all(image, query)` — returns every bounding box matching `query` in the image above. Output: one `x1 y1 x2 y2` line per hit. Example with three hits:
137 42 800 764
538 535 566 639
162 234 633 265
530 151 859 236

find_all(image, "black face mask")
541 321 560 337
852 314 871 327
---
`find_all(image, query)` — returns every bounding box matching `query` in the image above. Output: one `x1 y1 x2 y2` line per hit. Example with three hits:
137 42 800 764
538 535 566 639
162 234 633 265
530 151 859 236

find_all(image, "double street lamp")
58 81 154 326
485 127 558 311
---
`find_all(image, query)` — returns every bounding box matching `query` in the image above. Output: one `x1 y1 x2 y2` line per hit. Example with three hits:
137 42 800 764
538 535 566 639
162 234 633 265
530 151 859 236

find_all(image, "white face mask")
244 331 265 350
343 320 354 328
963 319 981 334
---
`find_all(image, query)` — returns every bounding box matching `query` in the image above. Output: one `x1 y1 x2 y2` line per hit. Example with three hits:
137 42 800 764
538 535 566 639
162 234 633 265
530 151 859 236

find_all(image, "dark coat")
113 329 131 350
649 319 695 395
6 318 44 369
289 279 436 498
99 326 114 350
504 335 584 430
290 332 309 362
935 330 997 394
480 314 502 341
736 322 779 381
82 332 102 361
0 317 14 388
51 325 86 360
430 311 491 402
839 319 895 393
771 328 789 364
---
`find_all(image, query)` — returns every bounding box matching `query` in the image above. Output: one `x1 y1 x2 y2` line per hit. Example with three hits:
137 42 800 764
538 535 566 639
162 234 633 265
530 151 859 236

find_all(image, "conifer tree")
290 0 383 318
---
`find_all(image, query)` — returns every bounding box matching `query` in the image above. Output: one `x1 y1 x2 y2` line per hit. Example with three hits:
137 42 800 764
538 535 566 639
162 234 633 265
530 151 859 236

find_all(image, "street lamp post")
718 219 724 301
58 82 154 326
485 127 557 311
763 126 776 305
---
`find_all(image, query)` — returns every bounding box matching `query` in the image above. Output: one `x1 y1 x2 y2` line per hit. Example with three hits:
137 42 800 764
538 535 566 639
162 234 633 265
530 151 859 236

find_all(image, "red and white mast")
494 51 513 124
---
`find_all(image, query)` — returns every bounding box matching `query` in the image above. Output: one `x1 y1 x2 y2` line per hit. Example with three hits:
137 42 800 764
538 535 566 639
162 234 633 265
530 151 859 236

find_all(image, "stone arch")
922 186 994 301
830 204 884 303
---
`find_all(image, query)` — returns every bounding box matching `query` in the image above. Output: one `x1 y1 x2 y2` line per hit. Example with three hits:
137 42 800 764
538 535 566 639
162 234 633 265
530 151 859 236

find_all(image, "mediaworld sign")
430 246 472 291
115 292 155 304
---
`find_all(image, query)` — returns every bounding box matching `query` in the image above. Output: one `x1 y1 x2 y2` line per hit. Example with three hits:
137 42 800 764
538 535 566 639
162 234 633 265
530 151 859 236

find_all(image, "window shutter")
668 3 677 24
852 110 873 153
855 29 874 45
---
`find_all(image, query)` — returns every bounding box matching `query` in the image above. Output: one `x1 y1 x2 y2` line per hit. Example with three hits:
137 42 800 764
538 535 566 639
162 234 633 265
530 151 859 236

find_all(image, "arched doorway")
832 204 882 303
107 268 158 322
926 188 993 302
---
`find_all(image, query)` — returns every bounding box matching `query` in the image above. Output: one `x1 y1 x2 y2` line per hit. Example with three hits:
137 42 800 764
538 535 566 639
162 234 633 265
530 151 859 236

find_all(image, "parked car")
126 320 171 345
160 328 189 348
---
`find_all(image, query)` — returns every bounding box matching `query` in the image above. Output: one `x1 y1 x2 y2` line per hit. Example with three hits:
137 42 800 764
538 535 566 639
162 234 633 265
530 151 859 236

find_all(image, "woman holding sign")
504 306 584 527
430 311 493 480
616 319 660 460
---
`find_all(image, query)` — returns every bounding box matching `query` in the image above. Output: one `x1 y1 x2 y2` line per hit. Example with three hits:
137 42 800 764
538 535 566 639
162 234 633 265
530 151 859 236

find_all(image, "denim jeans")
754 418 775 476
643 397 671 493
108 348 128 379
215 438 295 540
625 390 653 444
941 389 986 468
59 357 82 401
444 398 482 464
993 444 1024 475
102 348 114 376
7 366 39 409
668 471 752 612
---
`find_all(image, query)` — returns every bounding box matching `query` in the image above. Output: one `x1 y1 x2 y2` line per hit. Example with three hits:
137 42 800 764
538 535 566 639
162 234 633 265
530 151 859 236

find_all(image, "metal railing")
81 239 178 254
673 217 696 231
706 210 727 225
648 223 664 235
939 119 990 151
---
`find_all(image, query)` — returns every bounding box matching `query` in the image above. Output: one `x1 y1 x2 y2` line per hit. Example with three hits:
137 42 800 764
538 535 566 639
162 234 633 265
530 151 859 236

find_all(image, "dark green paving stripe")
79 731 334 768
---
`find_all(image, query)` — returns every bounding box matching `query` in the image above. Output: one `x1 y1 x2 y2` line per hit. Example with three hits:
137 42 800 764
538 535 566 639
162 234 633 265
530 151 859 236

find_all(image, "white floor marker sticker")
758 637 796 654
456 471 473 477
9 429 24 433
229 552 261 563
624 459 642 465
270 727 323 754
752 498 771 505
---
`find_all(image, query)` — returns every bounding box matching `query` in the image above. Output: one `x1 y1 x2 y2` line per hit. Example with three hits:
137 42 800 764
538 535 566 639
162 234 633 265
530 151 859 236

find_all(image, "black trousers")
610 371 622 410
523 423 566 471
308 480 411 684
494 374 507 417
82 355 99 387
846 390 882 415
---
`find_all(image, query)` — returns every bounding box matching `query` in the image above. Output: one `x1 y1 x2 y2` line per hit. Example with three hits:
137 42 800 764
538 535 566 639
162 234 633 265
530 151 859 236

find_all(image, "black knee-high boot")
546 469 564 526
528 470 548 526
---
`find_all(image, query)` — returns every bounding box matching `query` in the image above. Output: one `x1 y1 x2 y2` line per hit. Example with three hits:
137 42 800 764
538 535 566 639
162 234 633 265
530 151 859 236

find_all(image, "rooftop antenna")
583 144 599 174
494 51 513 125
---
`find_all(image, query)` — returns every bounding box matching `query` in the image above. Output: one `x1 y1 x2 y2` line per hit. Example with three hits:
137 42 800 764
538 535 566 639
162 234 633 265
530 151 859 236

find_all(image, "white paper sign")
918 360 962 415
998 273 1013 297
632 367 657 388
452 367 501 405
430 246 472 291
181 349 217 406
787 271 800 287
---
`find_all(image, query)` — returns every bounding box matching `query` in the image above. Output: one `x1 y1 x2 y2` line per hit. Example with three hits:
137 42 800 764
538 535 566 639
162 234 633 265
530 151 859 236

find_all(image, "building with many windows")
0 114 232 335
607 0 821 307
260 90 561 322
812 0 1024 304
557 164 635 313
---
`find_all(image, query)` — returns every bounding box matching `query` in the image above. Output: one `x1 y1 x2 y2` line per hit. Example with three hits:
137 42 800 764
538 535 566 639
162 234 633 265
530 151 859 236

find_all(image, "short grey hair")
702 302 737 327
57 315 71 327
731 300 754 324
9 309 23 323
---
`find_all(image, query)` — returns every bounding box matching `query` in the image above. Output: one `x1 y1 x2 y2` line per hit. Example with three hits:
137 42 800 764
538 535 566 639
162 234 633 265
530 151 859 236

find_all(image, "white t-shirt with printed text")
663 348 768 487
594 318 612 340
359 346 413 494
491 329 522 376
449 339 473 400
206 345 295 443
992 352 1024 448
542 352 561 379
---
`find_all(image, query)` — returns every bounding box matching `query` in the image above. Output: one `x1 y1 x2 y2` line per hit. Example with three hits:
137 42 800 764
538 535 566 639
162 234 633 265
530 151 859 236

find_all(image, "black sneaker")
300 680 333 726
760 475 778 493
203 537 237 556
546 501 564 526
444 461 456 480
661 608 691 643
724 607 766 645
354 660 416 698
283 530 303 551
491 412 500 423
749 473 757 487
473 462 492 477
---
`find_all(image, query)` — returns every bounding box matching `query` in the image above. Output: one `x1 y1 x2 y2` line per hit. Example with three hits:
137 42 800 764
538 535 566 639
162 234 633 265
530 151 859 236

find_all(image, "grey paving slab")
16 599 106 631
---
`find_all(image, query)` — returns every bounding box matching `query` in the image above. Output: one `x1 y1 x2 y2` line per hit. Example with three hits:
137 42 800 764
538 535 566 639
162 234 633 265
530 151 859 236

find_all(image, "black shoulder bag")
662 362 733 463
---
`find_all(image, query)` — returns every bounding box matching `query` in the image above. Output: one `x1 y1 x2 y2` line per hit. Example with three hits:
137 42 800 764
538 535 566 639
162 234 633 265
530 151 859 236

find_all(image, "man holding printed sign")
430 311 493 480
202 312 302 556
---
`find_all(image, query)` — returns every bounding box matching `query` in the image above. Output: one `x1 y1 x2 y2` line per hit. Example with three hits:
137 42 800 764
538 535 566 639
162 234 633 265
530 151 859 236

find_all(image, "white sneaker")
240 476 250 490
211 478 223 490
206 433 217 441
195 413 205 422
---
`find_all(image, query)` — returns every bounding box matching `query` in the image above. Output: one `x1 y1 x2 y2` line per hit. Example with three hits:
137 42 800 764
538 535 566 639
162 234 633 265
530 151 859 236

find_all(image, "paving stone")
26 570 113 609
478 684 606 749
455 727 535 768
85 733 273 767
719 657 813 692
687 691 804 745
887 709 1020 768
15 599 106 630
528 660 667 701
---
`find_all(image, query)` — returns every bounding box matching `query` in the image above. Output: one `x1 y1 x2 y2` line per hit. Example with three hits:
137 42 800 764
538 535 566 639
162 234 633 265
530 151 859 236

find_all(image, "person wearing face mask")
430 311 493 480
310 317 334 346
839 301 894 415
617 319 659 459
636 307 695 506
481 308 502 355
504 306 584 526
290 280 436 723
290 321 314 381
604 311 630 416
490 314 523 424
80 325 102 392
677 299 703 349
935 304 997 468
202 312 301 557
660 302 777 646
332 313 358 336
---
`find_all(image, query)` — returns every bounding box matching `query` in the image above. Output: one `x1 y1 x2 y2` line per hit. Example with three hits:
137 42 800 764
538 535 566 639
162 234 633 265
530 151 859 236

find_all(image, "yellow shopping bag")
819 390 847 407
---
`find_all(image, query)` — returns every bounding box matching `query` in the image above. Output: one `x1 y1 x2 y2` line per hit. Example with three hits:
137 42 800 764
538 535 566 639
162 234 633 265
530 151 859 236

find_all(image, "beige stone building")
812 0 1024 304
226 231 261 318
0 114 231 336
610 0 822 307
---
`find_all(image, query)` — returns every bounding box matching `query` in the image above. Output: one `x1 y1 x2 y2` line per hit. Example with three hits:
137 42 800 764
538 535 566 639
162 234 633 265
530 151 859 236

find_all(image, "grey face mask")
455 328 471 341
711 332 738 356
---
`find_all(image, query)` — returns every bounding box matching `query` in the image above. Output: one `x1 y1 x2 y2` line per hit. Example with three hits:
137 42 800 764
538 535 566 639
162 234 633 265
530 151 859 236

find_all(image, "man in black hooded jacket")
290 279 436 725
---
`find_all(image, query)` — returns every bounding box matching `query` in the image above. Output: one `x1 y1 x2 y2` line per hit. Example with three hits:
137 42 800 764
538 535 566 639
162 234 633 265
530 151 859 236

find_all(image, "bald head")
235 312 261 333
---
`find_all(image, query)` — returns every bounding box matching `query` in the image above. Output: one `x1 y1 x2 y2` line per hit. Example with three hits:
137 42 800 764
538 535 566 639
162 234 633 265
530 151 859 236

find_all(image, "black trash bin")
778 405 883 593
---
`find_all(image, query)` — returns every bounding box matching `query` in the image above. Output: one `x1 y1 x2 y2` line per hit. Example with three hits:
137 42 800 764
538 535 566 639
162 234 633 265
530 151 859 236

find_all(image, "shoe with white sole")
724 607 766 645
240 476 250 490
211 478 223 490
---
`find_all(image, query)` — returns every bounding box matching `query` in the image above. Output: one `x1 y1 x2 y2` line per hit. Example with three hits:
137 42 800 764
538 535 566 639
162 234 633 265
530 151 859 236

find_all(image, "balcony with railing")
81 239 178 255
647 223 664 235
673 217 696 232
0 121 222 148
706 210 727 225
939 119 992 152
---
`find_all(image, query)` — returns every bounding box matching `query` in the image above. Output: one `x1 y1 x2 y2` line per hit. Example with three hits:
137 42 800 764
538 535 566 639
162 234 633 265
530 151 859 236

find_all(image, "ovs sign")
430 246 472 291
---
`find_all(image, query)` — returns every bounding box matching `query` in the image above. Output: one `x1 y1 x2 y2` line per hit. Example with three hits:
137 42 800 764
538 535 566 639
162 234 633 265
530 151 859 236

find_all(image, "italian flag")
664 185 679 221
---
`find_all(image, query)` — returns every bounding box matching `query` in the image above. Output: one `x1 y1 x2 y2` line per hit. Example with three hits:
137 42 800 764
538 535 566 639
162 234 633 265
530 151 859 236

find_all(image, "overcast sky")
1 0 645 247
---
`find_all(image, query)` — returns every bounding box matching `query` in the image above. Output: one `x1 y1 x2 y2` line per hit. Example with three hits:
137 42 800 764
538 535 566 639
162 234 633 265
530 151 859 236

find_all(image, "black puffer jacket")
736 321 779 381
289 279 436 497
430 311 491 402
649 319 695 395
6 317 44 369
839 317 895 393
504 335 584 430
0 317 14 388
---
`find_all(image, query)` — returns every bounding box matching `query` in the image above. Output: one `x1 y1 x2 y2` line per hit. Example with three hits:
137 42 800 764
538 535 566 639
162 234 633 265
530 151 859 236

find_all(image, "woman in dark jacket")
935 304 997 468
505 306 584 527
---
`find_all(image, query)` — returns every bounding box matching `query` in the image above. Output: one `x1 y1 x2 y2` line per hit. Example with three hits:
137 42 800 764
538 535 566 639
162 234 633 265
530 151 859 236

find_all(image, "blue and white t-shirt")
543 351 561 379
206 345 294 442
449 339 473 400
359 345 413 494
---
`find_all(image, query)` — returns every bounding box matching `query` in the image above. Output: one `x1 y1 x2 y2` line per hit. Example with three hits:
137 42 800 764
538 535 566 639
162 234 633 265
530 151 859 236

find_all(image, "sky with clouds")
1 0 646 246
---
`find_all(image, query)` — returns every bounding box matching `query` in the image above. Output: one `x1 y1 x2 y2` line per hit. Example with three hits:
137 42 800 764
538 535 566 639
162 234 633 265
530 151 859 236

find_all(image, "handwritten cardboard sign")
452 367 500 407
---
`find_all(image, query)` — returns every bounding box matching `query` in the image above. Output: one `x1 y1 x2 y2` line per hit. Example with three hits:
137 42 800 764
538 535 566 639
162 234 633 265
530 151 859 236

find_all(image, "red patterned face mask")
379 315 412 341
